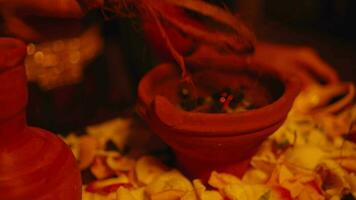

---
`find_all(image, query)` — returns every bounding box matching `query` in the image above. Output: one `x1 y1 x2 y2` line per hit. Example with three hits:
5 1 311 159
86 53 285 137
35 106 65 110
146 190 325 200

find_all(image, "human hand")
252 42 339 87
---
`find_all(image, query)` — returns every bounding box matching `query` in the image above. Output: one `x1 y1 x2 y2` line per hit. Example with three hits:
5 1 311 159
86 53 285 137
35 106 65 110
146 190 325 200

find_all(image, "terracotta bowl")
137 62 300 180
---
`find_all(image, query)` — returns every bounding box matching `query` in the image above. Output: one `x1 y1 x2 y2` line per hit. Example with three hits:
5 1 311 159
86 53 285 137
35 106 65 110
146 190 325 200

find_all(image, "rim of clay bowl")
138 62 300 137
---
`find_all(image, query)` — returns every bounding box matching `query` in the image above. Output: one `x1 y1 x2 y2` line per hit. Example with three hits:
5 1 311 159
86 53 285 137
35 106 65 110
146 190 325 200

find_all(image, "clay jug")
0 38 81 199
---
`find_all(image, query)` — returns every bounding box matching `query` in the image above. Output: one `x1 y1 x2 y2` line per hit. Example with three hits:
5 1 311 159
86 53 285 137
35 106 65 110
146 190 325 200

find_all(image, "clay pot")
0 38 81 199
137 62 300 180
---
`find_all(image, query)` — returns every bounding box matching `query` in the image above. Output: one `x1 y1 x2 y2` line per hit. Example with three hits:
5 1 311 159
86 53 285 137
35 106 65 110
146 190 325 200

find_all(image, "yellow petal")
208 171 241 190
150 190 185 200
242 169 269 184
117 187 137 200
146 170 193 196
284 146 325 170
135 156 169 185
193 180 223 200
223 184 269 200
279 165 294 184
79 135 99 169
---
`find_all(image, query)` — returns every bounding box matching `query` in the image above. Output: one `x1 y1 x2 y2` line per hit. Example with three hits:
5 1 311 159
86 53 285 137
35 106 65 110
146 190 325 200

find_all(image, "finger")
296 48 340 84
295 69 318 88
313 83 355 114
185 45 248 70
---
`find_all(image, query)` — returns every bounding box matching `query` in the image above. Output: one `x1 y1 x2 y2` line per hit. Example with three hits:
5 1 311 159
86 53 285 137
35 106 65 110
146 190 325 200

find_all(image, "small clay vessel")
0 38 81 200
138 62 300 180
